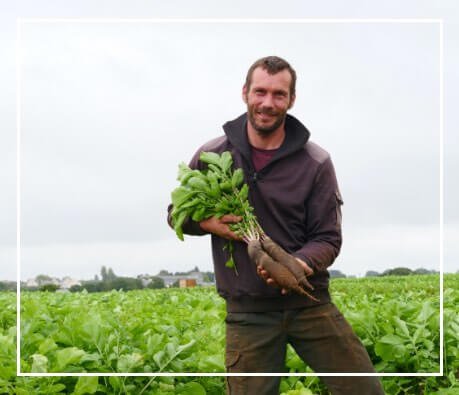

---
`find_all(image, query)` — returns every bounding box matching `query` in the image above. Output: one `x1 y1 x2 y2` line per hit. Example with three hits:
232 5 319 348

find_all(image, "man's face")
243 67 295 135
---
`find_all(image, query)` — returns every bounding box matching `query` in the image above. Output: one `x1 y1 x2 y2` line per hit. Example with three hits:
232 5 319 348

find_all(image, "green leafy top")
170 151 261 243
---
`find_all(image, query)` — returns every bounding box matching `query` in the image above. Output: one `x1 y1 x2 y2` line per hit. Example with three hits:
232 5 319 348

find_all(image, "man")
168 56 384 395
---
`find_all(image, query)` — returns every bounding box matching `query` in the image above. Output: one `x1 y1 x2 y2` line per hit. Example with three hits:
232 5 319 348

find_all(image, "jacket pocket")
335 190 343 227
226 350 241 370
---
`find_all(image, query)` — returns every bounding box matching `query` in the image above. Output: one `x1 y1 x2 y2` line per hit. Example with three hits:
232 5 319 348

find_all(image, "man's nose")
261 93 274 108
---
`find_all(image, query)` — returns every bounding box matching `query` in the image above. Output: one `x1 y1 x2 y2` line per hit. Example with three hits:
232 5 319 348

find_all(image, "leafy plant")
170 151 264 273
0 274 455 394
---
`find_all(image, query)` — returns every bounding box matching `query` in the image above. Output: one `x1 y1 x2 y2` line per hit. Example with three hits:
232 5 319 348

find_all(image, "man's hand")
294 257 314 276
199 215 243 241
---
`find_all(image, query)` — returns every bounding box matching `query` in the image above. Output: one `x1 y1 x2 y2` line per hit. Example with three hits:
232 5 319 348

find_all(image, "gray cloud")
20 23 441 241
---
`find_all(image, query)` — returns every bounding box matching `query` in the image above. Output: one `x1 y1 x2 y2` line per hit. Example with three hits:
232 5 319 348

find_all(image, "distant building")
60 277 81 290
24 276 80 290
179 279 197 288
183 270 205 284
157 271 209 287
137 274 153 287
40 277 60 286
26 277 59 287
26 279 38 287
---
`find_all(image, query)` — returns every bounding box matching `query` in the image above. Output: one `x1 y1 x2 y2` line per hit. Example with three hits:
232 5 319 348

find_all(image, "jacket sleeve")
292 157 343 272
166 149 210 236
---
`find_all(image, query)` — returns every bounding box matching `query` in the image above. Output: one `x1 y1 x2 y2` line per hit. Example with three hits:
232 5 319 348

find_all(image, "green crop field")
0 274 458 394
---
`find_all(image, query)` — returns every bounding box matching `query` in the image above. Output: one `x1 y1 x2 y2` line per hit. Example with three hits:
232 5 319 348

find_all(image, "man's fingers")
256 267 270 281
295 258 314 277
225 230 243 241
300 277 314 291
258 268 279 288
199 216 243 241
258 267 273 282
220 215 243 241
261 271 270 281
221 215 242 224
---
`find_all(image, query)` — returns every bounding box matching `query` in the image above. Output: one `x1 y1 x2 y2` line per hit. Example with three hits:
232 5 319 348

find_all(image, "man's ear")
288 94 296 109
242 85 248 104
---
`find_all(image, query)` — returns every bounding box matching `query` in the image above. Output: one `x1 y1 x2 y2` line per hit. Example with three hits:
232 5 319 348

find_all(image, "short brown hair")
245 56 297 97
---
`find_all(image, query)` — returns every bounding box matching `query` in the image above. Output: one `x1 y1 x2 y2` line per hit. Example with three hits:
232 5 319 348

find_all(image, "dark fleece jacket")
168 113 343 312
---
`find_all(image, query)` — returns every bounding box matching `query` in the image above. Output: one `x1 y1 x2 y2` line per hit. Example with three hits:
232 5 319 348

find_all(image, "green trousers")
225 302 385 395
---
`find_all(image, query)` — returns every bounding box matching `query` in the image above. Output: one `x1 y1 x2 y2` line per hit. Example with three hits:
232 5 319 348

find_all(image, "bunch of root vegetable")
170 151 318 301
247 238 319 302
170 151 264 274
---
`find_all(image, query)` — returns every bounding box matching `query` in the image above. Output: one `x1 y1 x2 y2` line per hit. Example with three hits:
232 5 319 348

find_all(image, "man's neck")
247 121 286 150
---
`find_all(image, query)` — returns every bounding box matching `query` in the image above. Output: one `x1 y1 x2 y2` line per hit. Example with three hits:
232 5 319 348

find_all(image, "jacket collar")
222 112 311 165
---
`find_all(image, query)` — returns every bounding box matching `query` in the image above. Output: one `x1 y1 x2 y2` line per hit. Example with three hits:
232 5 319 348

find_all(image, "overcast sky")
0 1 458 281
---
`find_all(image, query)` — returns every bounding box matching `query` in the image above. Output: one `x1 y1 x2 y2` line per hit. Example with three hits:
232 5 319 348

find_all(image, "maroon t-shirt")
250 145 278 172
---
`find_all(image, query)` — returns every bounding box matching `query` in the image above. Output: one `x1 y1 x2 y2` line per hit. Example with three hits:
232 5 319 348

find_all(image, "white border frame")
16 17 444 378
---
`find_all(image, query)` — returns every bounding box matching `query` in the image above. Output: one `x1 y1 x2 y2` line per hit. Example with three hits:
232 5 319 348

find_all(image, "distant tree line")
8 265 443 294
18 265 216 293
68 266 165 293
366 267 439 277
327 267 439 278
158 266 215 282
0 281 16 291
